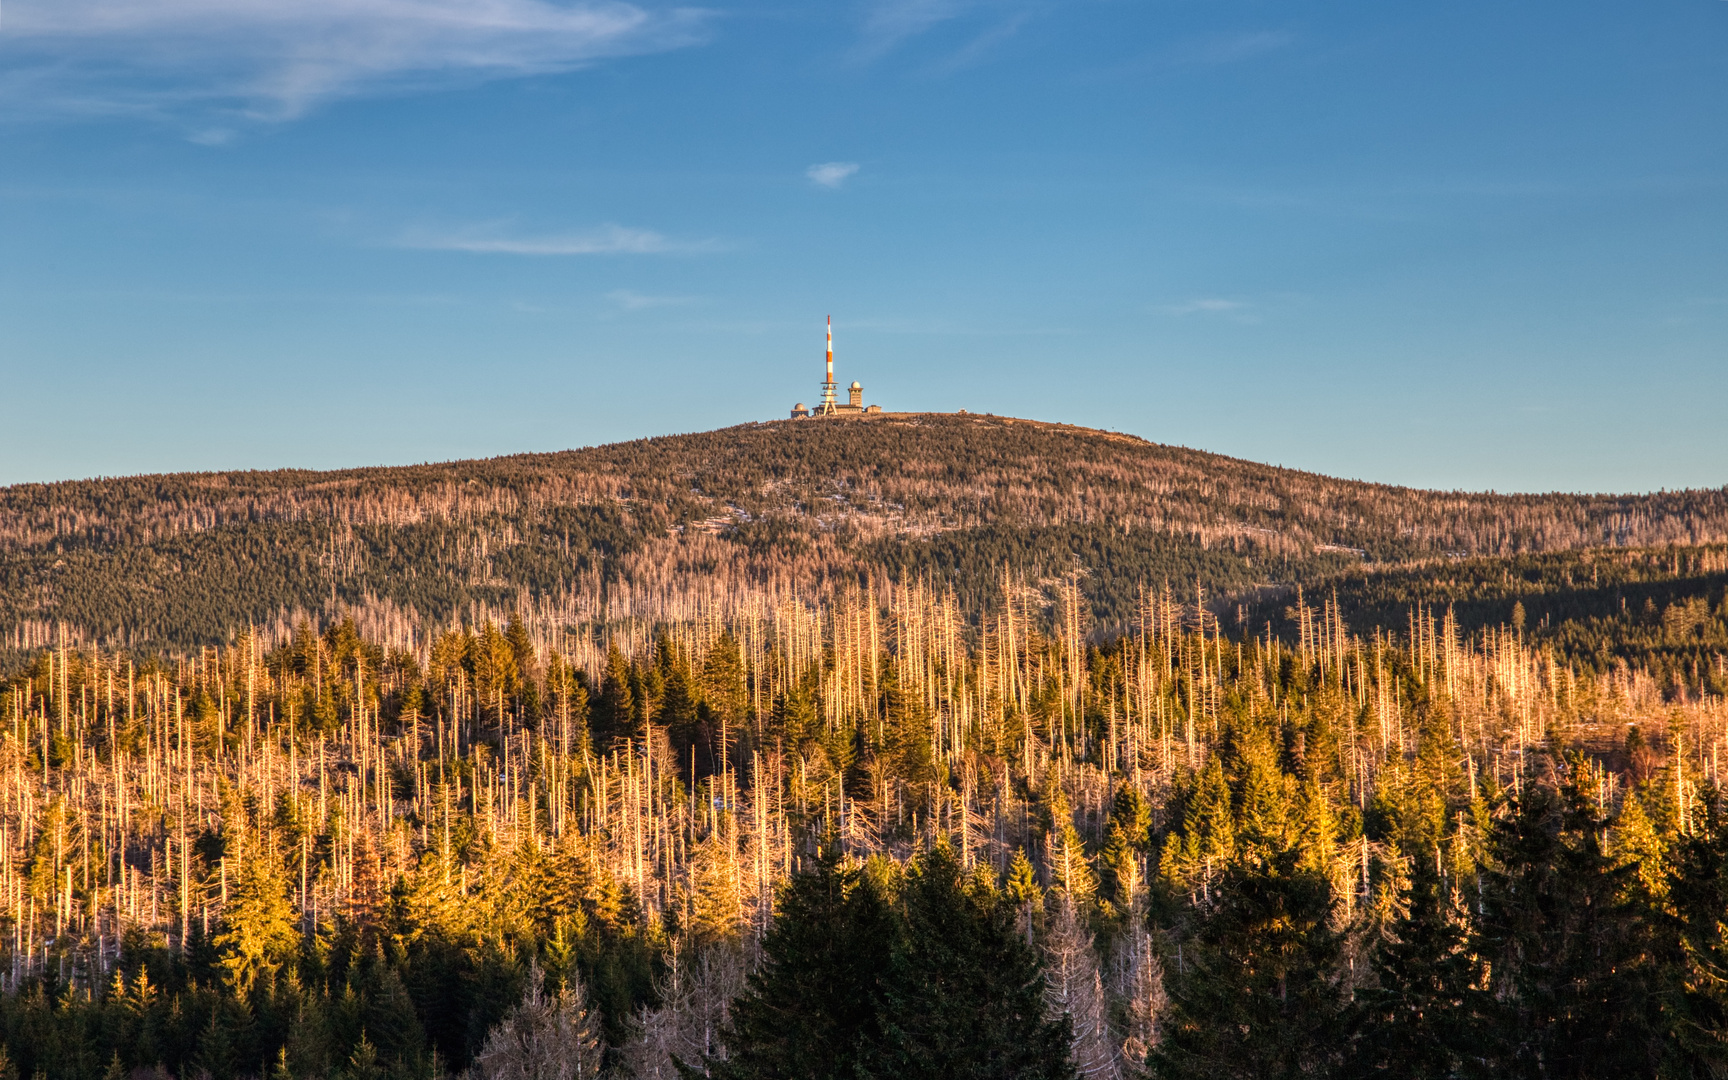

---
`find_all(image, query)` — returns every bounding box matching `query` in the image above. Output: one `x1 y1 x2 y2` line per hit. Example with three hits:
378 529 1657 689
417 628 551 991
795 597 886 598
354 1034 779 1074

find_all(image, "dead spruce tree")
470 961 605 1080
622 943 750 1080
1044 893 1119 1080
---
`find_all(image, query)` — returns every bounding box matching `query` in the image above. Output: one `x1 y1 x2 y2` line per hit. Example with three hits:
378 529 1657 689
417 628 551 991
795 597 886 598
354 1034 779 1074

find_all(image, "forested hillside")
3 417 1728 1080
0 577 1726 1078
5 414 1728 654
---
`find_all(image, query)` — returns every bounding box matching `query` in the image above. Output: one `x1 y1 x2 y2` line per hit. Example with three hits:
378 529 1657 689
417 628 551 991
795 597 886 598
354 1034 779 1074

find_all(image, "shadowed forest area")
1 418 1727 1078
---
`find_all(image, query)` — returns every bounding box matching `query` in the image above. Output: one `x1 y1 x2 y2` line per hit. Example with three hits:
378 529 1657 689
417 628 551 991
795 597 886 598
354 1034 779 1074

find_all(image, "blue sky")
2 0 1725 492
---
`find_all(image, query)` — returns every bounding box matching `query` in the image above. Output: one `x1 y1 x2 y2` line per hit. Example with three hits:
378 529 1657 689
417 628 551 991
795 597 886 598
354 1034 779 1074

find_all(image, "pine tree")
344 1031 385 1080
1472 760 1666 1079
1345 864 1480 1079
1616 787 1675 902
769 681 820 753
1166 757 1234 885
287 989 338 1079
1666 805 1728 1074
688 833 745 947
193 1002 247 1080
1149 852 1346 1080
215 844 300 997
472 622 520 730
660 657 702 778
1234 732 1292 859
505 613 540 722
1009 848 1045 945
1110 786 1153 852
544 651 591 755
593 645 637 749
877 666 936 795
359 963 428 1077
704 846 895 1080
868 841 1075 1080
1048 817 1099 910
701 633 748 737
1099 822 1141 917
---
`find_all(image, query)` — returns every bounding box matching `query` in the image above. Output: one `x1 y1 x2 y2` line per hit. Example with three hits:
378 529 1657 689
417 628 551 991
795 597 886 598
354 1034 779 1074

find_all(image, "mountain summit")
4 414 1725 650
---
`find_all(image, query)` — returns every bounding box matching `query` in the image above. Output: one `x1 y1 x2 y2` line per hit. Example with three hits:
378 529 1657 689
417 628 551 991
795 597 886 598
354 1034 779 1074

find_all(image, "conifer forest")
3 417 1728 1079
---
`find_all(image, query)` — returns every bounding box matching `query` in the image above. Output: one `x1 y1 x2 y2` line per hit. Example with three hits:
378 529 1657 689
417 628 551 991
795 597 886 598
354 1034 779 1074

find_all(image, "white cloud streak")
1159 298 1250 315
858 0 969 54
1169 30 1295 67
806 161 860 188
852 0 1034 67
1169 298 1243 313
606 289 698 309
399 223 717 255
0 0 709 126
924 10 1028 74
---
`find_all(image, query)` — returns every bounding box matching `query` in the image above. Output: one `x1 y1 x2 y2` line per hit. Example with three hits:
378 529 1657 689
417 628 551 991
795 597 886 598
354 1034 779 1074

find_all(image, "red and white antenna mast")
818 315 839 414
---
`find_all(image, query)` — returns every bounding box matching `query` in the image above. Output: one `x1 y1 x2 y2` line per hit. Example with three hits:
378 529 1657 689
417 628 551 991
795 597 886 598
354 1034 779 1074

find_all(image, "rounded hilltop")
4 410 1727 652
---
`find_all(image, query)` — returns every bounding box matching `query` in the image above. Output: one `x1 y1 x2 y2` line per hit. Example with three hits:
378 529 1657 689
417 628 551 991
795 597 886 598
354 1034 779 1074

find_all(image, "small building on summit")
791 318 880 418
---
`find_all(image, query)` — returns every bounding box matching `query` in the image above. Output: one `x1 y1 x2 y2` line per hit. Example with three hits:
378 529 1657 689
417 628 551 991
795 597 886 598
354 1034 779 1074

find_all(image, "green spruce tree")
1472 759 1665 1079
868 841 1074 1080
703 845 895 1080
1650 800 1728 1074
1150 851 1346 1080
1346 863 1482 1079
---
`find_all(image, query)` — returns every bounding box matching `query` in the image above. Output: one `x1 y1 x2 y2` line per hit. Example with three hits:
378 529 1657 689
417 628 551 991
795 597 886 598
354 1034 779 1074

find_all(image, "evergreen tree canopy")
1345 863 1482 1080
1151 852 1346 1080
704 846 895 1080
711 841 1072 1080
869 842 1074 1080
1666 805 1728 1075
1473 759 1666 1080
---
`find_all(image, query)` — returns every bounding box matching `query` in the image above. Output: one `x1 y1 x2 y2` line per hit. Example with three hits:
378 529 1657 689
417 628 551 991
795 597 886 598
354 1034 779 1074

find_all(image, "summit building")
790 317 880 418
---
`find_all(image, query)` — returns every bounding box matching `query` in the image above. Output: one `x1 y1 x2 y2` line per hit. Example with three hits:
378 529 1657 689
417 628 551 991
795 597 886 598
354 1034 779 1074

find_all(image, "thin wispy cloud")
843 315 1076 336
1080 29 1296 84
399 223 718 255
0 0 710 128
858 0 969 55
1156 298 1261 323
925 10 1029 74
606 289 699 310
852 0 1035 68
807 162 860 188
1161 298 1247 314
1171 30 1295 67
